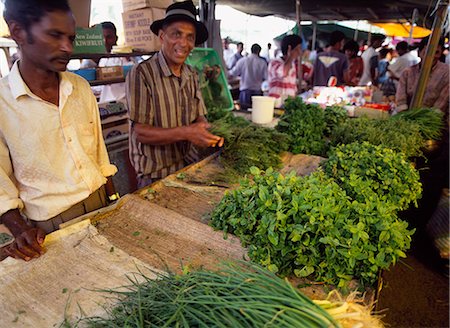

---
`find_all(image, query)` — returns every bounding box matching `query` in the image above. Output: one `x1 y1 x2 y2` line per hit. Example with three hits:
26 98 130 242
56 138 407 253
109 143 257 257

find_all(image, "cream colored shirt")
0 62 117 221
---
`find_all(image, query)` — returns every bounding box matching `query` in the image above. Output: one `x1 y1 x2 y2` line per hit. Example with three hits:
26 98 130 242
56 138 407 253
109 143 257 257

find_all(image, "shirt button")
68 137 72 142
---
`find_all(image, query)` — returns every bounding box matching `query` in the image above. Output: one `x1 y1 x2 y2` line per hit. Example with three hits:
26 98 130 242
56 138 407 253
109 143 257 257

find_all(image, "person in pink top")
268 34 302 107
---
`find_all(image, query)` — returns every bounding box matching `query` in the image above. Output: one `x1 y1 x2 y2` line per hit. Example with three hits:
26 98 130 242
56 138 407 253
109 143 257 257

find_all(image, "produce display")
204 99 441 290
79 262 340 328
210 165 417 287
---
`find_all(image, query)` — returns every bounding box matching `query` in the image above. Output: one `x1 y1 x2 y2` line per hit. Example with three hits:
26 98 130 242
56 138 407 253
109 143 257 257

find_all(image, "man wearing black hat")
126 0 223 188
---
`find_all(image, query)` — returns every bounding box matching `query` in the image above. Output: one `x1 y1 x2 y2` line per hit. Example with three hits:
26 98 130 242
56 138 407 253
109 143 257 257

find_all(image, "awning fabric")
372 23 432 38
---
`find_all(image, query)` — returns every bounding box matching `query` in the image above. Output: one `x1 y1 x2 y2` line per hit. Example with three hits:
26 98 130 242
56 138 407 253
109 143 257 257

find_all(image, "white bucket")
251 96 275 124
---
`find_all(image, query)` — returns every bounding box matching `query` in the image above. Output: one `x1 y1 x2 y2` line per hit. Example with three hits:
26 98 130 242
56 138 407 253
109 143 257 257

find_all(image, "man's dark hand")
4 227 46 261
187 122 224 148
1 209 46 261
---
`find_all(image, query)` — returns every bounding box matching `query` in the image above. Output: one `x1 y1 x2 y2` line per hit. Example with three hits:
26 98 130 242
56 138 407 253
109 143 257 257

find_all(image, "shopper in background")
377 48 396 97
313 31 348 86
229 43 267 110
261 42 273 62
0 0 118 261
395 37 449 116
343 39 363 86
126 0 223 189
359 34 385 86
388 41 420 83
267 34 302 108
227 42 244 70
222 37 234 69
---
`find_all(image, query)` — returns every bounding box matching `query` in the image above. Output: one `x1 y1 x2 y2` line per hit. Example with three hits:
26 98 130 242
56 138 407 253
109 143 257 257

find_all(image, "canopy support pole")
408 8 418 44
410 1 447 109
312 21 317 51
296 0 303 93
354 20 360 41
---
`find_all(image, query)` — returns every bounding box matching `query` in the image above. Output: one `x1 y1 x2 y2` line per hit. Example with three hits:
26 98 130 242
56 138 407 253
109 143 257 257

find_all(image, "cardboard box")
122 0 173 12
97 66 124 80
122 8 165 52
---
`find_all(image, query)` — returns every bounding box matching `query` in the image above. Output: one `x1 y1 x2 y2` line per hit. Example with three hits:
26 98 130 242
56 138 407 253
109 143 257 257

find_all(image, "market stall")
0 0 448 326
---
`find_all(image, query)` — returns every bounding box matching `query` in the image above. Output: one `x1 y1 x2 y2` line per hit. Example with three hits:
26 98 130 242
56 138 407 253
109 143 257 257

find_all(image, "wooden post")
296 0 303 93
311 21 317 52
410 1 447 109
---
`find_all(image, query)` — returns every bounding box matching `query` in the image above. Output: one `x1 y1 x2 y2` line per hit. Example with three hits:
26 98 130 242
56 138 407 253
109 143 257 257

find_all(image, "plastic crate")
186 48 233 111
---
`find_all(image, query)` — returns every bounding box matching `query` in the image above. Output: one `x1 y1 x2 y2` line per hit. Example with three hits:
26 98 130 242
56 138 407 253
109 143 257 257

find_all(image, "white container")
251 96 275 124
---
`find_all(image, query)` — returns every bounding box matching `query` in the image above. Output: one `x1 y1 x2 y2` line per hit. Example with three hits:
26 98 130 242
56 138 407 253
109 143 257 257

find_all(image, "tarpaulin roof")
215 0 436 25
372 23 432 38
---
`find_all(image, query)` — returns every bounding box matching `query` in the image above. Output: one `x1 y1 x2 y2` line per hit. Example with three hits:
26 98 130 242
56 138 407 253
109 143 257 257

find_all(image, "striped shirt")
126 52 207 180
268 57 298 107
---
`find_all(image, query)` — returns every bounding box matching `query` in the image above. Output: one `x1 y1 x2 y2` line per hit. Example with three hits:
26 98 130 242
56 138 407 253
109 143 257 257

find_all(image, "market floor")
376 151 449 328
377 230 449 328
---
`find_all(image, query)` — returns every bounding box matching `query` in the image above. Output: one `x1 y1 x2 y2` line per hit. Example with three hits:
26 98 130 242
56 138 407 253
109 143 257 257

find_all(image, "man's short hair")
396 41 409 52
330 31 345 46
379 48 391 59
3 0 71 34
100 21 117 35
251 43 261 54
281 34 302 56
343 39 359 54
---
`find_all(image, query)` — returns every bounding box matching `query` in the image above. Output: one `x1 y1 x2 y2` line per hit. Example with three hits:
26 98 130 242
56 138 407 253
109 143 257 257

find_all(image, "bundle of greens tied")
77 262 340 328
206 106 290 180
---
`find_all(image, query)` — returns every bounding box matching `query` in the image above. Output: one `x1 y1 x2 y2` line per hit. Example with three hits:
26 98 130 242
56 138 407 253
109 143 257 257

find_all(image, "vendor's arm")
133 121 223 148
0 139 45 260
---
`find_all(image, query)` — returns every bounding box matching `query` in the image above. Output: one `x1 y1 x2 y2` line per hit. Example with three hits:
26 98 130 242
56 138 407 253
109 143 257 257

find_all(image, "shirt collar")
157 51 192 80
8 61 30 99
8 61 73 104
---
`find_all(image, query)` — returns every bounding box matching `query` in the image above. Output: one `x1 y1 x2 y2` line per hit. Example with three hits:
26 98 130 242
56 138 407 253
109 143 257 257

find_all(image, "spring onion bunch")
82 262 339 328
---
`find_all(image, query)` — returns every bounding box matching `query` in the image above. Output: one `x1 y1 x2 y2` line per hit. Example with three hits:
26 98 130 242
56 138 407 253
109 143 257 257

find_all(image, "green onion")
78 262 339 328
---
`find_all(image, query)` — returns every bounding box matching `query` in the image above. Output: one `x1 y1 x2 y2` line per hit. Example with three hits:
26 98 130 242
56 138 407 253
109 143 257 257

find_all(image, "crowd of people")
221 30 449 114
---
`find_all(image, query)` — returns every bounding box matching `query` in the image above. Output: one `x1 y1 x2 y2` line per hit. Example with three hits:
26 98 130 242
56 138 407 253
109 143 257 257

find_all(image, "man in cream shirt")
0 0 117 261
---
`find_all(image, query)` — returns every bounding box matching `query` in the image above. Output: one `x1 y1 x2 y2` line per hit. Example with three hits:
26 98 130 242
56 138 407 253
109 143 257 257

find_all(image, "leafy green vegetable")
276 97 328 156
323 105 349 137
322 142 422 211
210 167 415 287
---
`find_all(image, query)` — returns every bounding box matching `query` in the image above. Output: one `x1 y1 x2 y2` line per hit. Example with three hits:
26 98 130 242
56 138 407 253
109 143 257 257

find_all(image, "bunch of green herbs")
210 167 415 287
322 142 422 211
207 107 290 179
323 105 349 137
329 116 424 158
275 97 328 156
79 262 338 328
391 107 444 140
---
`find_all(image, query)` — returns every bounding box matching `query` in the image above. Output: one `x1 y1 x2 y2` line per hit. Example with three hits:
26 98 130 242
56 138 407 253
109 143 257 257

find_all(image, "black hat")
150 0 208 45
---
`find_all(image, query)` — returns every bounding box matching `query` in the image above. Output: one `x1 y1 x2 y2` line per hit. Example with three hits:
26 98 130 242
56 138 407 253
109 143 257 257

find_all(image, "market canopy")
214 0 435 24
372 23 432 38
274 23 380 44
